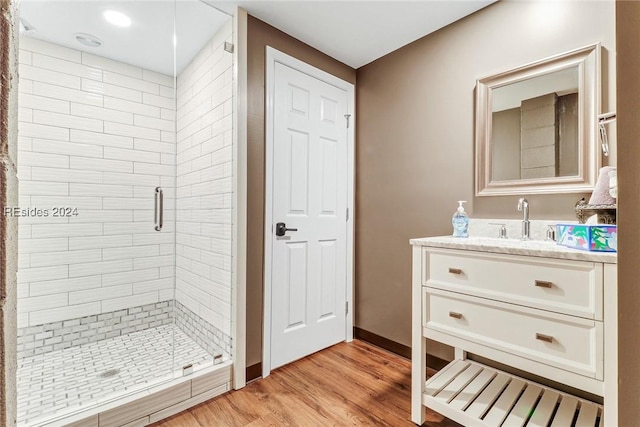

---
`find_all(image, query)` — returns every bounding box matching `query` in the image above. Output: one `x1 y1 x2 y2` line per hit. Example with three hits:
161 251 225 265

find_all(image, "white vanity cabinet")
411 238 617 427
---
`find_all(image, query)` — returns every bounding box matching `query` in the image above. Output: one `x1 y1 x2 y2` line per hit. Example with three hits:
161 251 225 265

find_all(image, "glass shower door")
15 1 236 423
15 1 177 424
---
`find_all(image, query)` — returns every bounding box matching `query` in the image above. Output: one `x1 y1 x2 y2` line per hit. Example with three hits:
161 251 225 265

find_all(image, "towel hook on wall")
598 111 616 157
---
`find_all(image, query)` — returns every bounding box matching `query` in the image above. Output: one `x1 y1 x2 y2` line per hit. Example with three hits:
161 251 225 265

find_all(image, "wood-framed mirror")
475 44 601 196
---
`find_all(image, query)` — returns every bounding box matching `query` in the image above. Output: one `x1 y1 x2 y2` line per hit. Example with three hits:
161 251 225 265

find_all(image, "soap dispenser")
452 201 469 238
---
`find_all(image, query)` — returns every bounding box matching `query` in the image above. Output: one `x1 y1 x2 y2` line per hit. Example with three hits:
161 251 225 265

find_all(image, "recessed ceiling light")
75 33 102 48
103 10 131 27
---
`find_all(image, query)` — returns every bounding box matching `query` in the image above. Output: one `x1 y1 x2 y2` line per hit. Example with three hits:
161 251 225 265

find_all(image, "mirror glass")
491 67 578 181
475 44 600 196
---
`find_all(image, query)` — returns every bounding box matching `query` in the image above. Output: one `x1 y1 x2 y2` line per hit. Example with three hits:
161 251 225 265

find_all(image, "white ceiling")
19 1 496 76
213 0 496 68
20 0 230 76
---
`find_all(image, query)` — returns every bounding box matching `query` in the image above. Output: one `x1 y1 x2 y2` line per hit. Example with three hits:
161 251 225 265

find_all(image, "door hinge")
344 114 351 128
345 301 349 315
346 208 349 221
224 42 234 53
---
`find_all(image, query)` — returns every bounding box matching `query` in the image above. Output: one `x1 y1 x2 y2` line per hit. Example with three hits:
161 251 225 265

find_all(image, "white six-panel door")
269 61 349 370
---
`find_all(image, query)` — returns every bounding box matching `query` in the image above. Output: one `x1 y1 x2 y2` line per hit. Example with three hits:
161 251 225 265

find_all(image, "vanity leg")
455 347 467 360
411 246 426 425
411 336 426 425
603 263 618 425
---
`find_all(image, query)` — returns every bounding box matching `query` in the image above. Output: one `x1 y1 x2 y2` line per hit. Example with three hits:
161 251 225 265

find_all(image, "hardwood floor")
151 340 460 427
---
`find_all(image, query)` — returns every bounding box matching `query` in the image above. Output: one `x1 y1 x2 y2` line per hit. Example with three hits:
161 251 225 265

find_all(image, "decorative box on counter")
556 223 617 252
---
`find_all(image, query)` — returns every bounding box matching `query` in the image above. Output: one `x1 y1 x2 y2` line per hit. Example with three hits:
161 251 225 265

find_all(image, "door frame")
262 46 355 378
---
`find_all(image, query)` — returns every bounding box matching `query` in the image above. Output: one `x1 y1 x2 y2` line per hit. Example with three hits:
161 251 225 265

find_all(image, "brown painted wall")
355 1 615 355
246 16 356 367
615 0 640 423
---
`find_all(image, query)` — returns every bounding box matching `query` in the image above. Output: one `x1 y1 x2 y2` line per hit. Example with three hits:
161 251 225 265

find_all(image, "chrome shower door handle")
154 187 163 231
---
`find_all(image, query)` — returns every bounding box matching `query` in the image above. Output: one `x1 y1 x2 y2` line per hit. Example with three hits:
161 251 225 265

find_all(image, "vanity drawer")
423 288 603 379
423 248 603 320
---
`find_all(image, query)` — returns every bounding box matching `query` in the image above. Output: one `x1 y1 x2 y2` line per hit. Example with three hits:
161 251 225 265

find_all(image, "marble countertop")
410 235 617 264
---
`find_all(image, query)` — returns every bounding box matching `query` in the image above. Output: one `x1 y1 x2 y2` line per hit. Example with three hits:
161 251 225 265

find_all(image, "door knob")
275 222 298 236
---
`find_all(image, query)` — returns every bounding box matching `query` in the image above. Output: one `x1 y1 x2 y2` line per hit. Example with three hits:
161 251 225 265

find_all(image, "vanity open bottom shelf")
425 359 603 427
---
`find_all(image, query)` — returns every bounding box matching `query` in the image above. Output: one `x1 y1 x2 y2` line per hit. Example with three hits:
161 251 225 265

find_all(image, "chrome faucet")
517 198 530 240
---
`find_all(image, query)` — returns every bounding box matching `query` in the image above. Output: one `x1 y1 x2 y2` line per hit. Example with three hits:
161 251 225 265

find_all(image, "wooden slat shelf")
423 360 603 427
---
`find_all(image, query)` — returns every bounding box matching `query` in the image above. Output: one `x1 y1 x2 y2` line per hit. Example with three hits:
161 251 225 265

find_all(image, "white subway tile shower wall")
17 37 176 328
175 20 233 341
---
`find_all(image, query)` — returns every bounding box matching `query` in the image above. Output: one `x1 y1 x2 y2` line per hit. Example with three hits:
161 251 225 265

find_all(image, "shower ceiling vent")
75 33 102 48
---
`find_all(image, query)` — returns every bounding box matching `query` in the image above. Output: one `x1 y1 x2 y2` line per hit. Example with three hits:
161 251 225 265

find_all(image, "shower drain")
99 369 121 378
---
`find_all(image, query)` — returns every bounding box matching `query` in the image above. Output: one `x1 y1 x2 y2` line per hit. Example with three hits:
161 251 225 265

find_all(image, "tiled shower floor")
17 325 216 426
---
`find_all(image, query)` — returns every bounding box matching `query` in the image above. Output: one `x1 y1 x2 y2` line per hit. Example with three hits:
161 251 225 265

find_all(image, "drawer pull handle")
536 333 554 343
449 312 463 319
535 280 553 288
448 268 463 275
